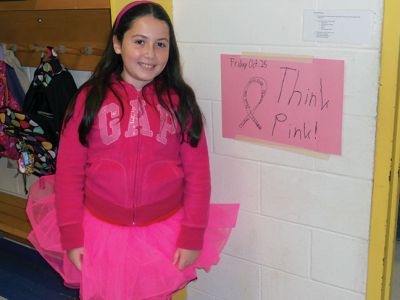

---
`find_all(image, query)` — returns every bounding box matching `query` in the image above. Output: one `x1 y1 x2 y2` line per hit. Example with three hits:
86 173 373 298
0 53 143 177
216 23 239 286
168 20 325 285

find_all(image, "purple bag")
0 60 21 159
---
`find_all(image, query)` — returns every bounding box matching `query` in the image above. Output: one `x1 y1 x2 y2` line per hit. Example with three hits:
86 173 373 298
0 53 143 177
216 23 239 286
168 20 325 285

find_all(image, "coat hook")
82 47 93 55
9 43 17 51
58 45 66 54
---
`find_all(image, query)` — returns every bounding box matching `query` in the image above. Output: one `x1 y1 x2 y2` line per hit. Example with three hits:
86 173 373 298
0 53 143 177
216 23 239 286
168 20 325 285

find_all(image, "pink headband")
115 1 158 29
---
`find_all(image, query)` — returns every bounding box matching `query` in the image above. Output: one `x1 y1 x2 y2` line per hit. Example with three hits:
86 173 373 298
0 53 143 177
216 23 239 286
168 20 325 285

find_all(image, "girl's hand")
67 247 84 271
173 248 200 270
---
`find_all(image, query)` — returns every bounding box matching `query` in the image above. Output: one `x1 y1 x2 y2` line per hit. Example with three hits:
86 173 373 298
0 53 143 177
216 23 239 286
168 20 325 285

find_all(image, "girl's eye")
157 42 167 48
134 39 145 46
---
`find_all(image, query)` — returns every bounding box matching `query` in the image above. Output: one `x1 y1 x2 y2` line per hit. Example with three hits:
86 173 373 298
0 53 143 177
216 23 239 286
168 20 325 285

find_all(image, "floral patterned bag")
0 60 21 159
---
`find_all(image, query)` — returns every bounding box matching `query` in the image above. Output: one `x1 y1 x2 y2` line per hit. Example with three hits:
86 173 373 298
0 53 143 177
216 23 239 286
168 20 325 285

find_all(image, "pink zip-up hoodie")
55 77 211 250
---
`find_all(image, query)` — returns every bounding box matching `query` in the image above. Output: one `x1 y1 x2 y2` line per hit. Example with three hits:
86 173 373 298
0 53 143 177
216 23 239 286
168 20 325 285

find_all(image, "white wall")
173 0 383 299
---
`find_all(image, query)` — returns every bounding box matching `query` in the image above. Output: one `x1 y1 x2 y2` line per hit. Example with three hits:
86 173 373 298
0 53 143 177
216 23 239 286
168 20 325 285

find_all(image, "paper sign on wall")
221 54 344 155
303 10 375 45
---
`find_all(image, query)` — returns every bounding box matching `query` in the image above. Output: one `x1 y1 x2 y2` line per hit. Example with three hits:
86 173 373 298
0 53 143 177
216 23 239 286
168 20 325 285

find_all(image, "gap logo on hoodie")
98 99 176 146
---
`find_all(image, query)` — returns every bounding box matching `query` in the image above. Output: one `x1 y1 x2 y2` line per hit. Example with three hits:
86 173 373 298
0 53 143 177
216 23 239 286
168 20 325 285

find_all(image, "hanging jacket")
0 46 26 106
56 75 211 251
3 48 30 93
6 64 25 106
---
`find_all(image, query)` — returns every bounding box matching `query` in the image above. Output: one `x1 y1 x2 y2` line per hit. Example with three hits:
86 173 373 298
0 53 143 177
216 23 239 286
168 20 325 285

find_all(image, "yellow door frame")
366 0 400 299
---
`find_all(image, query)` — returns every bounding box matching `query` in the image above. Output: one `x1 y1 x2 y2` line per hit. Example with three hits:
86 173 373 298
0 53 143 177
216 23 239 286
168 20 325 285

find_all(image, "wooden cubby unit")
0 0 112 243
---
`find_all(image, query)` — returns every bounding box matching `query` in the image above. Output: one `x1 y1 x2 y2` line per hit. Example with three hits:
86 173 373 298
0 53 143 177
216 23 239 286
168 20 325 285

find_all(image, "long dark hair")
64 2 203 147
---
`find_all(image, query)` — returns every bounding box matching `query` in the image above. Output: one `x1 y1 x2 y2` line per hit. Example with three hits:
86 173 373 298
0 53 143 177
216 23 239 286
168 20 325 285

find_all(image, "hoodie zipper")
131 92 144 224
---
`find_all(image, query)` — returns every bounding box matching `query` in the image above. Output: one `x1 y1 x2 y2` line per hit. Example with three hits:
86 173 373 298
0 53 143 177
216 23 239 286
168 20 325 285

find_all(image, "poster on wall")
221 54 344 155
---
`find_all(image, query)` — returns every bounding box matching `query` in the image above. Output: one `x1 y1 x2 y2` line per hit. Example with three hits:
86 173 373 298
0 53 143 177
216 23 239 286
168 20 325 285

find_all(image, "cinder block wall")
173 0 383 299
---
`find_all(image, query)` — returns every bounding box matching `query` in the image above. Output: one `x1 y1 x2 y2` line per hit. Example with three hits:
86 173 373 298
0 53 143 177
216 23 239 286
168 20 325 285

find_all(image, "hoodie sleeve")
176 129 211 250
55 89 88 250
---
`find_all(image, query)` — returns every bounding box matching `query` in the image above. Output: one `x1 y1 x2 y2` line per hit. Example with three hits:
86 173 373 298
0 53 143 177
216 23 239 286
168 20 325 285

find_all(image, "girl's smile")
113 15 170 90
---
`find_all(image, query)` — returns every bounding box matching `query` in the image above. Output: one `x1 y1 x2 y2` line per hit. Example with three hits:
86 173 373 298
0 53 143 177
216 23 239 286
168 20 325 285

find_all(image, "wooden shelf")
0 191 31 244
0 0 110 11
0 0 111 71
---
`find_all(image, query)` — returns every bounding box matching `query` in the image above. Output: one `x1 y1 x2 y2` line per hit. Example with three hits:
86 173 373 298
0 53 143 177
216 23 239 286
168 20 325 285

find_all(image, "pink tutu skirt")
26 175 239 300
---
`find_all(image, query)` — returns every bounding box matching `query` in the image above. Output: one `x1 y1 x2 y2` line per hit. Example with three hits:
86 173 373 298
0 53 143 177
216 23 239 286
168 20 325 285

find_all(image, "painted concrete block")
311 231 368 293
262 267 365 300
187 288 216 300
224 211 311 276
210 154 260 213
261 164 372 238
189 254 260 300
174 0 318 46
198 99 214 153
315 115 376 179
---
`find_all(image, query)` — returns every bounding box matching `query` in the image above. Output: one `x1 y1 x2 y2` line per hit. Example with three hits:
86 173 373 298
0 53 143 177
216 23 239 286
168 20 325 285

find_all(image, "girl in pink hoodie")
27 1 239 299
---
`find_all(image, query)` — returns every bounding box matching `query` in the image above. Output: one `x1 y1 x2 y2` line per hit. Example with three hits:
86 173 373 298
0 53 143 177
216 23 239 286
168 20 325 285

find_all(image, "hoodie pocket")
85 159 129 207
141 160 184 205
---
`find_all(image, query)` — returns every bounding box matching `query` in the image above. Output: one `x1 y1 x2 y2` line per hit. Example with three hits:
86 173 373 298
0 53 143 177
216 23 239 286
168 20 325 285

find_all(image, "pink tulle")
26 175 81 288
26 175 239 300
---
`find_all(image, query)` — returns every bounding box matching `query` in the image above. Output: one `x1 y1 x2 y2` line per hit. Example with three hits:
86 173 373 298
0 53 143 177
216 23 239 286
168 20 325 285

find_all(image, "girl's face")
113 15 170 90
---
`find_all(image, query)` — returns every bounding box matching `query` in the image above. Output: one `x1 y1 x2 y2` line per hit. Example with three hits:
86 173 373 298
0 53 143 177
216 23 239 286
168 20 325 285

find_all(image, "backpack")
23 47 77 150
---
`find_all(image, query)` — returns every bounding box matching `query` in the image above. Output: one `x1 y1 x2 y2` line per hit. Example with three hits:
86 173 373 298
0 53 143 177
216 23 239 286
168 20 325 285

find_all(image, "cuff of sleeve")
59 223 84 250
176 225 206 250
